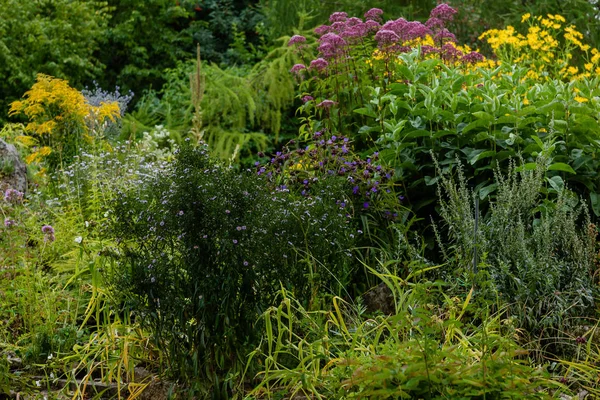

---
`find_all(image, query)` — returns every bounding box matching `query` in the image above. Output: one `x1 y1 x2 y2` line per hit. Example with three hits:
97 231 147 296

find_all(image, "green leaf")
353 107 377 118
546 176 564 193
548 162 575 174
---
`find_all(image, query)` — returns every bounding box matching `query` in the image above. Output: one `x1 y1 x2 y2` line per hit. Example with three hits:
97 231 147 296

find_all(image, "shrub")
434 158 596 334
107 143 356 388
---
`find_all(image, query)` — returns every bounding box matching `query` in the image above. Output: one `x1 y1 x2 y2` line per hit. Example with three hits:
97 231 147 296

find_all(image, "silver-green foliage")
435 158 596 331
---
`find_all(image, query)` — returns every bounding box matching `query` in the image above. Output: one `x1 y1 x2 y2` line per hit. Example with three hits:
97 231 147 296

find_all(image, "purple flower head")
341 23 368 40
375 29 400 45
320 32 347 48
353 186 360 195
421 45 440 56
425 17 445 30
288 35 307 46
405 21 431 40
302 95 314 103
4 188 23 204
41 225 55 235
314 25 330 36
290 63 307 75
42 225 55 242
441 42 463 61
317 100 337 109
314 131 323 137
329 11 348 23
364 8 384 21
243 261 249 266
382 18 407 35
4 218 16 228
430 3 457 23
346 17 363 26
434 28 456 44
363 202 370 209
309 58 329 72
461 51 485 64
331 21 347 33
365 20 381 32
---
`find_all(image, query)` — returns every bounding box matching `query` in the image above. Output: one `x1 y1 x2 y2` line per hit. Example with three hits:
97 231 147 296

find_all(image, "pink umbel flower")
364 8 383 21
288 35 307 46
430 3 457 23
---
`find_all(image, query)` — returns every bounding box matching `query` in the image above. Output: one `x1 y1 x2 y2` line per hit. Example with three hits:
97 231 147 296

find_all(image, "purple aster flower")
314 131 323 137
430 3 457 23
329 11 348 23
302 95 314 103
233 239 238 244
309 58 329 72
243 261 249 266
364 8 384 21
290 64 307 75
4 218 16 228
288 35 307 46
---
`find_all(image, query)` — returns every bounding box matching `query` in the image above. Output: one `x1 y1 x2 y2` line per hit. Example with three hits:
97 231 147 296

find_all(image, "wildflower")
74 236 83 244
4 188 23 204
426 17 445 30
576 336 587 344
521 13 531 23
364 8 383 21
314 25 330 36
430 3 457 23
309 58 329 72
4 218 16 228
290 64 307 75
461 51 485 64
288 35 307 46
302 95 314 103
243 261 249 266
329 11 348 23
574 96 589 103
317 100 337 109
375 29 400 45
41 225 55 235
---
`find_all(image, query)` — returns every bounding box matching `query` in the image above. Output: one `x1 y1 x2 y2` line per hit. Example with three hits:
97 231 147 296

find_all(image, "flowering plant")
8 74 121 171
288 4 489 146
479 13 600 81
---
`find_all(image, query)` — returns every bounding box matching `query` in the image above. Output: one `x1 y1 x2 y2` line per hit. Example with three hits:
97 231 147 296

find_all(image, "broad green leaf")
548 162 575 174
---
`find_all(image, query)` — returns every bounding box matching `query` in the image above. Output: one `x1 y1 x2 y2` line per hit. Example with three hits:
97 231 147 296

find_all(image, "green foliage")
107 143 356 388
434 157 596 333
127 38 301 159
0 0 109 121
249 264 565 399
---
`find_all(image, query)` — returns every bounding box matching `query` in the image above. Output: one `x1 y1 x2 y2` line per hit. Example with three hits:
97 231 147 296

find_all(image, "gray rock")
0 139 27 193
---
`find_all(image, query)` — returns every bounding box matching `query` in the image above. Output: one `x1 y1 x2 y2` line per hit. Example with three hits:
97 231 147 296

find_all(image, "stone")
0 139 27 194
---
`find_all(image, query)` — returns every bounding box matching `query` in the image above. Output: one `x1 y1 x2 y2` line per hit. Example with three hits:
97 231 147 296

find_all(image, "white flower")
74 236 83 244
50 372 54 379
47 353 53 360
35 380 41 387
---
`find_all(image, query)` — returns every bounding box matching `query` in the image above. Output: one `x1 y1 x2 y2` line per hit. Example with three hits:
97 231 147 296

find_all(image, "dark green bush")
107 143 356 386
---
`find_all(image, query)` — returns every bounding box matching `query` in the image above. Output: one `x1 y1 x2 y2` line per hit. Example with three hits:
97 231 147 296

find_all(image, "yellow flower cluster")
479 14 596 81
8 74 120 165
